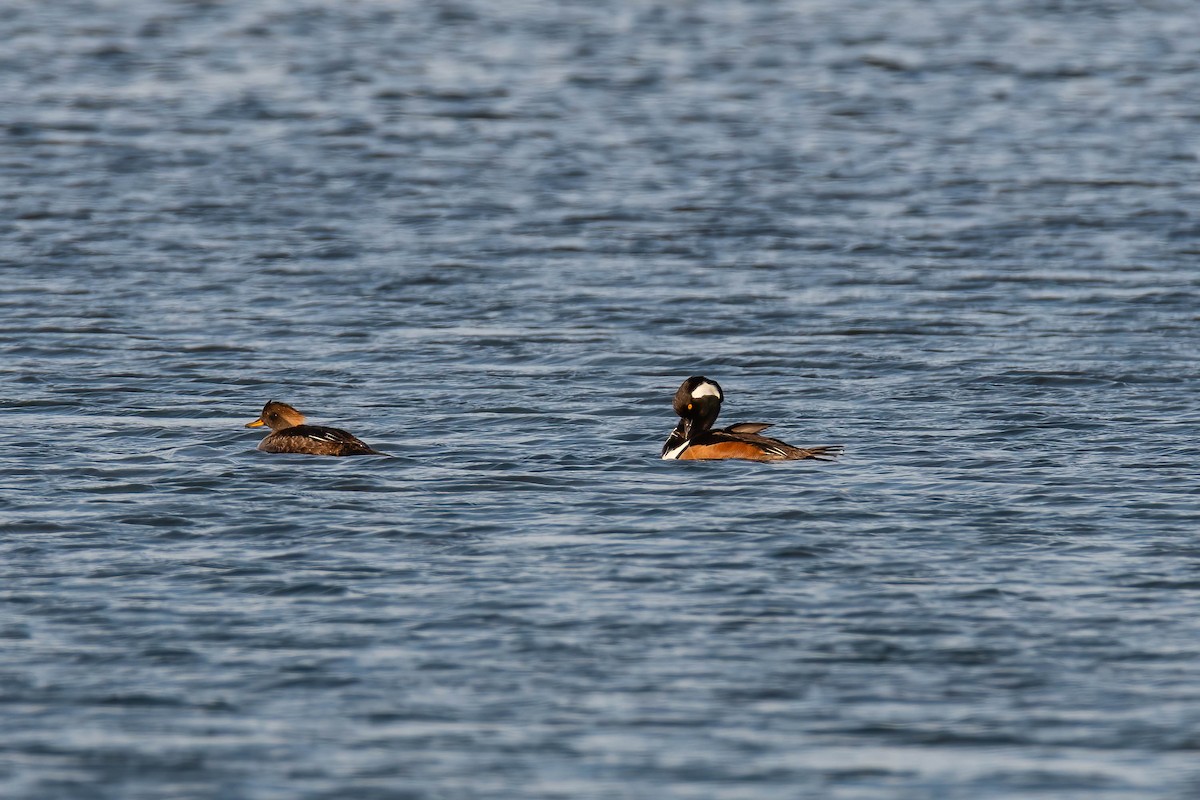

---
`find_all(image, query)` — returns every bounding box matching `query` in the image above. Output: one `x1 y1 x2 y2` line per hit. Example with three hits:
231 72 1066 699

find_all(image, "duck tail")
802 445 844 461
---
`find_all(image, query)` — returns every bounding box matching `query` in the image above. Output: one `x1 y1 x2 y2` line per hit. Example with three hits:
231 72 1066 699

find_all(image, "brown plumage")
661 376 842 462
244 401 384 456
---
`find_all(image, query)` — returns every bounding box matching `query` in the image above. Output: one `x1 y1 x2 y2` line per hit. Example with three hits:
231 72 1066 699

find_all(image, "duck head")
245 400 306 431
665 375 723 447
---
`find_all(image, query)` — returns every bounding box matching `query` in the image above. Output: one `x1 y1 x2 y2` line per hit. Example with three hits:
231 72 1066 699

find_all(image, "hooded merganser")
244 401 384 456
660 376 842 462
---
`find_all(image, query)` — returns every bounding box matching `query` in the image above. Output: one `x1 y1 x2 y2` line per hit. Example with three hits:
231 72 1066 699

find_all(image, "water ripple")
2 1 1200 799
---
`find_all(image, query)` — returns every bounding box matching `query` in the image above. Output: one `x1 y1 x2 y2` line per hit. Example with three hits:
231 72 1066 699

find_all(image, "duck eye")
686 403 693 410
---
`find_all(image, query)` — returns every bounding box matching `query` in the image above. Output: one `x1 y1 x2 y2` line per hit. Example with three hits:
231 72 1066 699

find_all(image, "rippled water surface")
3 1 1200 798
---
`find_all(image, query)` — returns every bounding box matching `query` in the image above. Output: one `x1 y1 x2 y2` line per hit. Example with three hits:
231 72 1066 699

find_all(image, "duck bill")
677 417 695 441
245 418 266 428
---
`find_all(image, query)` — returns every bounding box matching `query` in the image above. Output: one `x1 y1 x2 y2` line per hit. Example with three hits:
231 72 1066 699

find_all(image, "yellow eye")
687 403 693 410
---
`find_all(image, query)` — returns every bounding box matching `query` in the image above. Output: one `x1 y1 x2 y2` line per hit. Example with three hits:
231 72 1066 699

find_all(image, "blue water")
3 1 1200 798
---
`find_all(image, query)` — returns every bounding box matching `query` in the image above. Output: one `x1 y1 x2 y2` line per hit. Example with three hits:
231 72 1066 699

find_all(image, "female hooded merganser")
660 376 842 462
244 401 384 456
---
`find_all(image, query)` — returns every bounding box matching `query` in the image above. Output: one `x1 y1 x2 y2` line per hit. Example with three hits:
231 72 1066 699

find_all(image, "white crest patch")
690 381 722 400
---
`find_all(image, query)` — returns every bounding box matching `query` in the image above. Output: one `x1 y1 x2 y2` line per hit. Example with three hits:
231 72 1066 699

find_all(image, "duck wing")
725 422 773 434
265 425 384 456
694 428 843 461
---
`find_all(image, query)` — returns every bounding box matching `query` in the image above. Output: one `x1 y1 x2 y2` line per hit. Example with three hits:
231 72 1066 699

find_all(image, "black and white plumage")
660 376 842 462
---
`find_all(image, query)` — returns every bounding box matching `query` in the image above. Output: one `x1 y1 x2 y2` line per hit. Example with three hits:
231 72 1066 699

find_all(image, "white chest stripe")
662 440 689 460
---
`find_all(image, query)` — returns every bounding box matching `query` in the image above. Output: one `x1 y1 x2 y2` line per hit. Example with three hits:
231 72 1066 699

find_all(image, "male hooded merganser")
660 376 842 462
244 401 384 456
